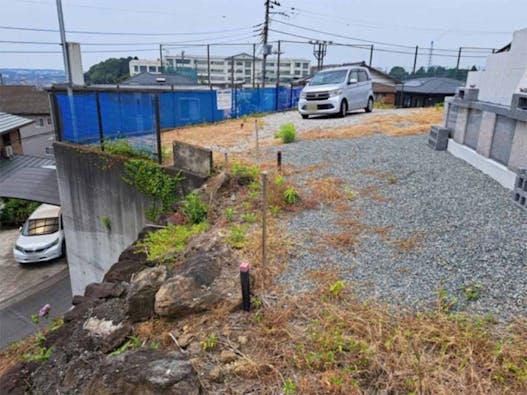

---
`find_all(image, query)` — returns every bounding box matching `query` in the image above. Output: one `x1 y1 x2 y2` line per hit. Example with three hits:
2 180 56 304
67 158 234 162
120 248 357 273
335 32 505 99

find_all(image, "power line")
0 24 254 37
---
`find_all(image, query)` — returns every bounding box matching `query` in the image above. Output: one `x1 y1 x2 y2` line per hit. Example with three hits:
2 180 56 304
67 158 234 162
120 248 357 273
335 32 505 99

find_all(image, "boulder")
82 316 132 353
0 361 39 395
83 348 202 395
84 281 126 299
127 266 167 322
155 230 238 318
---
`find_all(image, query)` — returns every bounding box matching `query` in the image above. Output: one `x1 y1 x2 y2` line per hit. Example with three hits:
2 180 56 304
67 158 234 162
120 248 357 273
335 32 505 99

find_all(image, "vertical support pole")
252 43 256 88
224 152 229 172
240 262 250 311
255 119 259 151
275 40 281 111
261 171 268 269
159 44 164 73
154 94 162 164
50 90 63 142
207 44 211 90
231 56 234 91
55 0 71 86
277 150 282 172
456 47 462 71
95 91 104 150
412 46 419 74
369 44 374 66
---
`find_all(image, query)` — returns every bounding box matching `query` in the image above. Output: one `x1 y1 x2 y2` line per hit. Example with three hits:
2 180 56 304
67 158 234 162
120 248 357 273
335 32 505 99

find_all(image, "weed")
150 340 159 350
232 162 260 185
387 175 398 184
181 192 208 224
282 378 297 394
460 282 484 301
344 186 358 200
225 208 235 222
109 335 142 356
328 280 346 298
23 346 53 362
269 205 281 216
275 123 297 144
137 223 208 262
200 333 217 351
283 187 299 205
103 139 152 160
434 288 458 313
252 296 263 309
274 174 285 186
101 216 111 231
227 225 249 249
242 213 257 223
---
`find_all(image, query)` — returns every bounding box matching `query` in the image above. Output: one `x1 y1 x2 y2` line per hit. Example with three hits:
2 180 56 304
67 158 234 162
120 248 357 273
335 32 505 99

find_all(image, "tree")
388 66 408 81
84 57 138 85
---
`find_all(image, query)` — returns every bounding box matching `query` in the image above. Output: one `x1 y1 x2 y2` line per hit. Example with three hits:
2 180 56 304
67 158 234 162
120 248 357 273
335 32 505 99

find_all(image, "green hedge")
0 198 40 227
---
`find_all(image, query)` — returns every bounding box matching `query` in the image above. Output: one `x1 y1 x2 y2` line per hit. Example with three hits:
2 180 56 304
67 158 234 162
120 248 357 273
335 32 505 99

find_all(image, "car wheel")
301 114 308 119
339 100 348 118
365 97 374 113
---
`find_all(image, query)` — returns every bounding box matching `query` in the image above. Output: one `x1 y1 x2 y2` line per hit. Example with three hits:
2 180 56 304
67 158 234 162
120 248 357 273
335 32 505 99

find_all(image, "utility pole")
412 45 418 74
455 47 462 71
55 0 71 86
159 44 164 73
261 0 272 88
369 45 374 66
427 41 434 70
311 40 331 71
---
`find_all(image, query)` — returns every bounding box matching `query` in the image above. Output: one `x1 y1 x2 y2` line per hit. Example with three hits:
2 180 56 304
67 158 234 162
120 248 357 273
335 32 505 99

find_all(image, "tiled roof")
397 78 464 95
0 112 33 135
0 85 50 115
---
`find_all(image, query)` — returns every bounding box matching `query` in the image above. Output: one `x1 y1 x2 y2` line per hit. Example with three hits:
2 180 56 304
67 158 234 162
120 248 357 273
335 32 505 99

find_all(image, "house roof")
0 85 50 115
397 77 464 94
120 72 197 86
0 155 59 205
0 112 33 135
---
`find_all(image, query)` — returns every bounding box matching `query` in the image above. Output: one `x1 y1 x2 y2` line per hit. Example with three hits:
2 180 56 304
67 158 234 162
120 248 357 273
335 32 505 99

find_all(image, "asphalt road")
0 228 72 349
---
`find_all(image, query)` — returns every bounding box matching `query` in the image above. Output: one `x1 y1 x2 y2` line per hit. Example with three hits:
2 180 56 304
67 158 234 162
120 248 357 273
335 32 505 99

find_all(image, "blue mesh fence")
54 86 302 157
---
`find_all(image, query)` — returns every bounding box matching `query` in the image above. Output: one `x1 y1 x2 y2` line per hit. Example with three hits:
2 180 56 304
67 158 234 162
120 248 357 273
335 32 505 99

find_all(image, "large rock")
83 348 202 395
155 230 238 318
127 266 167 322
0 361 39 395
84 281 126 300
103 226 159 283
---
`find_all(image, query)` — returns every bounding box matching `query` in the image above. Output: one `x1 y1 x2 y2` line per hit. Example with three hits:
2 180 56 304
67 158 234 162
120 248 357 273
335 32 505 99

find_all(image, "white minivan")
13 204 65 264
298 66 374 118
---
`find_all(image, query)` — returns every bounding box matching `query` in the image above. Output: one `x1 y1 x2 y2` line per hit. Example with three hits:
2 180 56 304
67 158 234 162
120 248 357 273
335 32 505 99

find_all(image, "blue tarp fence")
52 86 303 161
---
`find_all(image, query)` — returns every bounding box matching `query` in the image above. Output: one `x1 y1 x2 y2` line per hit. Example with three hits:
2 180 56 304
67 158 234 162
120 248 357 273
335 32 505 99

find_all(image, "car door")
356 70 371 108
346 69 360 109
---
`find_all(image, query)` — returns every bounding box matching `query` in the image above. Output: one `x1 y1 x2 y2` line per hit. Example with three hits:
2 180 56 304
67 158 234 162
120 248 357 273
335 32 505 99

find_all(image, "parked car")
13 204 65 264
298 66 374 118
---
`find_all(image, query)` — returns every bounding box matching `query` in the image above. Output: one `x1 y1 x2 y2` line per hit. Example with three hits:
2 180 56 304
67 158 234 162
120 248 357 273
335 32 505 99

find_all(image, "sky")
0 0 526 73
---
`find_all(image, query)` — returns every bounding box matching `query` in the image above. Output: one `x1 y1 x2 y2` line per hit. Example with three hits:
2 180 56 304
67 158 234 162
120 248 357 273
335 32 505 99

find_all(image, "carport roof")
0 155 59 205
0 112 33 135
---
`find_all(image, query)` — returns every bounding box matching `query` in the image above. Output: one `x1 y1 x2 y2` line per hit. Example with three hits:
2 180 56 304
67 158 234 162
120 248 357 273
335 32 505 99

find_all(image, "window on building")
266 62 274 67
148 66 156 72
211 76 224 81
39 118 44 127
236 61 243 66
140 66 147 72
303 63 309 68
175 59 191 64
295 62 301 68
211 61 224 65
134 65 139 72
47 117 51 125
245 69 251 75
295 70 301 75
302 70 308 76
245 61 251 67
195 60 207 65
211 68 223 73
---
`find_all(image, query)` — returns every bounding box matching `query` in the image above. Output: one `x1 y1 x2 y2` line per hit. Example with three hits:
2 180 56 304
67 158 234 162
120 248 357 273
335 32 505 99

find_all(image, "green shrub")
137 223 208 262
227 225 249 249
0 198 40 227
181 193 207 224
231 162 260 185
241 213 257 223
275 123 297 144
225 208 235 222
103 139 152 159
283 187 299 205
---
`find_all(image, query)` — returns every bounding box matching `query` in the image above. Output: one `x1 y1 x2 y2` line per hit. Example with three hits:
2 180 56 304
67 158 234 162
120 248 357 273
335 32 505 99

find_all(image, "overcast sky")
0 0 525 72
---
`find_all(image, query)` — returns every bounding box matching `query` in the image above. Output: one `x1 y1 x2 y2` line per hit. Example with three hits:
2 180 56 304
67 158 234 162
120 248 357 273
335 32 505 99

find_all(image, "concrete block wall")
54 142 152 296
445 101 527 172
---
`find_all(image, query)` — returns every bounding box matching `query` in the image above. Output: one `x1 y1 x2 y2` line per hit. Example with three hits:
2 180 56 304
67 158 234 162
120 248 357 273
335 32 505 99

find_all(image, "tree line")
388 65 478 82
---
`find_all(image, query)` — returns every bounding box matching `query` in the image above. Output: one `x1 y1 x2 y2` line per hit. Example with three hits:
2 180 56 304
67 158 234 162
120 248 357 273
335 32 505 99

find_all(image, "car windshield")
22 217 59 236
310 70 348 86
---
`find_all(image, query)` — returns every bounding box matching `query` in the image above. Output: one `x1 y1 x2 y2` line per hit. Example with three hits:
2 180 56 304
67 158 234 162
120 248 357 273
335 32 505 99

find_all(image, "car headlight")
44 239 60 250
14 244 24 252
300 91 307 99
328 89 343 97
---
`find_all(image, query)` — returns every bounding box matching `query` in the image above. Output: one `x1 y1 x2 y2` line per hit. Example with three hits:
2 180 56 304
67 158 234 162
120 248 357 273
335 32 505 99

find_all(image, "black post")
154 94 162 164
240 262 250 311
95 91 104 150
369 44 374 66
207 44 211 90
159 44 164 73
412 46 419 74
277 150 282 172
231 56 234 91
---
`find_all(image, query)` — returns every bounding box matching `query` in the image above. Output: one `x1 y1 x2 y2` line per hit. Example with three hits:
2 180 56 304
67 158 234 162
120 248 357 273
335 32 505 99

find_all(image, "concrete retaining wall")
54 142 152 296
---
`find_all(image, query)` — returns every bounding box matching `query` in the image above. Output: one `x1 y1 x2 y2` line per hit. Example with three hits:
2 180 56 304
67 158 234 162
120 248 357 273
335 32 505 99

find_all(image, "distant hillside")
0 68 66 88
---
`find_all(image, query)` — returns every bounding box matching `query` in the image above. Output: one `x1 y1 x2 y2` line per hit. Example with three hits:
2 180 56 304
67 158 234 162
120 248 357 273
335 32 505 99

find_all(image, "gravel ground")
260 133 526 322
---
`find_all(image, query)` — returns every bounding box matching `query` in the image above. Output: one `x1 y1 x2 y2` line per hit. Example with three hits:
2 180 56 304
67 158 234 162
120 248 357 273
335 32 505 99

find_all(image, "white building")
129 53 311 85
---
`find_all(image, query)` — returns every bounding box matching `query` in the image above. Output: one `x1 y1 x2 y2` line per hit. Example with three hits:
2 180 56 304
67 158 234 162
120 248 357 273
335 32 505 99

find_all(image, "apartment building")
129 53 311 85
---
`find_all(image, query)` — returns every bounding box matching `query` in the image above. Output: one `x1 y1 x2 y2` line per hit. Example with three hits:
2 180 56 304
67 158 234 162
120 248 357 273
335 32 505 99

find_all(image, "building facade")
0 85 54 157
129 53 311 85
0 112 33 158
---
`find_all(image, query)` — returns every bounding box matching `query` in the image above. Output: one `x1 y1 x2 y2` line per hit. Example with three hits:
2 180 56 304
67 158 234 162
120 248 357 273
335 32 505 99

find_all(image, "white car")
298 66 374 118
13 204 65 264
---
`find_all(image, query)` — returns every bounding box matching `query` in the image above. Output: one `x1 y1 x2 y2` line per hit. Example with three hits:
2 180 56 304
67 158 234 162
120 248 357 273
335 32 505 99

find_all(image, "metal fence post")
154 94 162 164
95 91 104 150
261 171 268 269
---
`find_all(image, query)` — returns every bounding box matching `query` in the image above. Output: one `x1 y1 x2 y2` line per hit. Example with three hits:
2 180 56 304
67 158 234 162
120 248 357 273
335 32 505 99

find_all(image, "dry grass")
0 334 39 376
302 107 442 141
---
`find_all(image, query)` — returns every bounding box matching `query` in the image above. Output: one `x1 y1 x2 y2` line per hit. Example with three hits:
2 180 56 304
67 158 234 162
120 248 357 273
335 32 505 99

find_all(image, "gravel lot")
260 132 526 321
